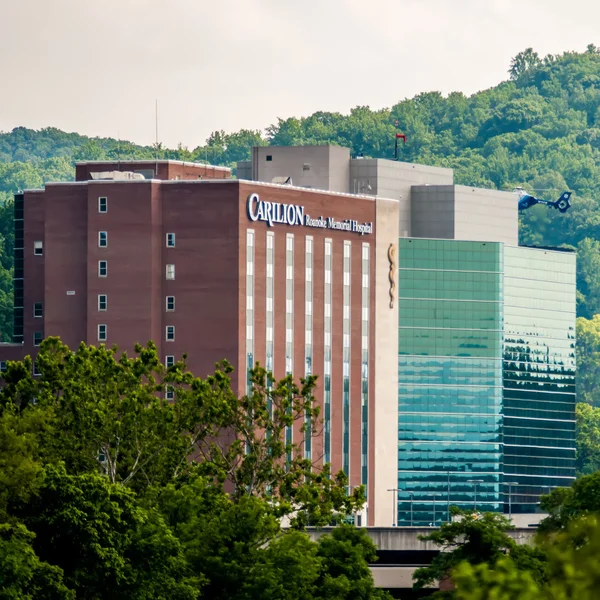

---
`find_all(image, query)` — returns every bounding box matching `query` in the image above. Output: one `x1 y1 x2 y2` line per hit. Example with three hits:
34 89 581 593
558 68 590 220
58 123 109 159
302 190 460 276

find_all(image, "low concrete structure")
305 526 536 592
305 526 535 551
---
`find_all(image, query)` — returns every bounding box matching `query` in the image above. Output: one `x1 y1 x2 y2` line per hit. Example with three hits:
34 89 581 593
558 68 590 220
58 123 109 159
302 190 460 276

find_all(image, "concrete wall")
372 197 400 526
237 161 252 180
305 527 536 551
410 185 456 239
350 160 453 238
411 185 519 245
454 185 518 245
251 146 351 192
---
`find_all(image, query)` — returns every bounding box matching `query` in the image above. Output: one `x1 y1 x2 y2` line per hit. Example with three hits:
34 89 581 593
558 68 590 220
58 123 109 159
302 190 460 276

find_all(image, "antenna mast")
155 99 159 177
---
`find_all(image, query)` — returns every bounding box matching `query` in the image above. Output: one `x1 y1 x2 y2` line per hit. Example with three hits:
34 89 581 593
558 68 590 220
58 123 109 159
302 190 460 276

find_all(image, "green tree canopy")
0 340 383 599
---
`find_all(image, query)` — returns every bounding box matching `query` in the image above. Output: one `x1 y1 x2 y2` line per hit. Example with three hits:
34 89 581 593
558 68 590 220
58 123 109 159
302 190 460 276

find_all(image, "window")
34 241 43 256
0 361 6 373
33 332 43 346
98 231 107 247
165 355 175 368
98 294 107 311
98 197 107 213
33 362 41 377
166 233 175 248
98 324 107 341
166 264 175 280
98 260 107 277
166 296 175 311
246 230 255 395
165 386 174 400
266 155 272 162
166 326 175 341
33 302 43 318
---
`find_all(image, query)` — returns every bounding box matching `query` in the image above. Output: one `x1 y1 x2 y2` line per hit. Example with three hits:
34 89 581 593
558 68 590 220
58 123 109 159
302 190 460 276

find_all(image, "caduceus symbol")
388 243 396 309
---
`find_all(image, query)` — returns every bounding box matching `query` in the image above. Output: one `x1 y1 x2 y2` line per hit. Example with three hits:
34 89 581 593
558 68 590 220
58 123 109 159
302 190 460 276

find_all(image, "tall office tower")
396 240 576 526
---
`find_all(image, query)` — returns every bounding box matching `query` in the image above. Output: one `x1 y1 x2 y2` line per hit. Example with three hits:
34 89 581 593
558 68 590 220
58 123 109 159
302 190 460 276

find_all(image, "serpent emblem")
388 243 396 309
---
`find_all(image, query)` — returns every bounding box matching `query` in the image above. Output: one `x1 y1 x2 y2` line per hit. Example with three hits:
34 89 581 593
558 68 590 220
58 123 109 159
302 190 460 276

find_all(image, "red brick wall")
161 181 240 388
86 182 157 355
43 183 88 350
237 183 377 484
76 161 230 182
23 191 45 351
7 178 380 515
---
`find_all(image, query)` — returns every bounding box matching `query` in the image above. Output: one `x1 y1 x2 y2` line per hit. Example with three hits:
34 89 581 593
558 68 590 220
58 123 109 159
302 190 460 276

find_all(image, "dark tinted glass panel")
502 247 576 513
397 239 503 525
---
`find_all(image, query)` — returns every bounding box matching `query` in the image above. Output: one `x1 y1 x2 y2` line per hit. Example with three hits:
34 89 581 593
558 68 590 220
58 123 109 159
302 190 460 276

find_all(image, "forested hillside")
2 47 600 413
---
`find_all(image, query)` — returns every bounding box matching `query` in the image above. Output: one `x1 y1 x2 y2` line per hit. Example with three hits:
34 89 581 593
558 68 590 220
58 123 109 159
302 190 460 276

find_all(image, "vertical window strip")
266 233 274 374
361 243 370 490
286 234 294 456
343 241 351 477
324 239 332 466
305 237 313 460
266 232 275 427
246 230 254 395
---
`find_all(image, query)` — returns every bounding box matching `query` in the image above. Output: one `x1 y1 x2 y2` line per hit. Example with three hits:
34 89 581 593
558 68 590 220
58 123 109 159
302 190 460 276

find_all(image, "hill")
1 46 600 403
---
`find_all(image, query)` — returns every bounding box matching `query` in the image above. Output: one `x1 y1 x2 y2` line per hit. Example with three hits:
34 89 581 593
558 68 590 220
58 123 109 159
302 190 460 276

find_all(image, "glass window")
166 326 175 341
246 230 255 394
0 361 6 373
98 197 107 213
33 332 42 346
33 302 43 318
98 231 107 247
166 233 175 248
285 233 294 452
305 236 313 460
98 260 107 277
324 238 332 464
33 361 41 377
98 294 107 311
98 324 107 341
165 355 175 368
34 241 43 255
342 241 351 477
166 264 175 280
165 386 174 400
266 232 274 375
166 296 175 311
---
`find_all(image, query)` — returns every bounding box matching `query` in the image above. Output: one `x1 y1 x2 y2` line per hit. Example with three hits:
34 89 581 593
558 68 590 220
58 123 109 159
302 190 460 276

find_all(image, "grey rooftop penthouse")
238 145 518 245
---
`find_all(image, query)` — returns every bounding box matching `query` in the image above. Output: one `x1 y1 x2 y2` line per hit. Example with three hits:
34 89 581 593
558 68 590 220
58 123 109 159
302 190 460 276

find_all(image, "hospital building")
1 145 576 526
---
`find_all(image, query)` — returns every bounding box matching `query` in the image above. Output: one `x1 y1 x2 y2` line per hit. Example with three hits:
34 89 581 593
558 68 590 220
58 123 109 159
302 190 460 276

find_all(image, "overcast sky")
1 0 599 149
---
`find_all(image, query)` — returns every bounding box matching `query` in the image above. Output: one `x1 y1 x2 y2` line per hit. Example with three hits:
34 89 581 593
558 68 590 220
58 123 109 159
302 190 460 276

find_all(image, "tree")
576 315 600 406
12 464 198 600
0 406 46 519
192 364 364 527
7 338 205 490
576 239 600 318
0 522 73 600
576 402 600 475
509 48 542 80
414 509 516 590
539 469 600 532
314 525 391 599
147 479 385 600
452 515 600 600
452 557 540 600
413 508 545 593
0 339 363 526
